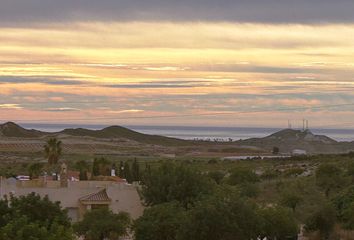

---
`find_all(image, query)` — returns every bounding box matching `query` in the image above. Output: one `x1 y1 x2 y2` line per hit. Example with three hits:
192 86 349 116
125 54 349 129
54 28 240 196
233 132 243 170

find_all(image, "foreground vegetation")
2 152 354 239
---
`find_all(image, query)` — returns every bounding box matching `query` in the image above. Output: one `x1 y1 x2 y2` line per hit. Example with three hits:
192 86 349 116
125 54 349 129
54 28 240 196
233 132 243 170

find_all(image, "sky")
1 0 354 128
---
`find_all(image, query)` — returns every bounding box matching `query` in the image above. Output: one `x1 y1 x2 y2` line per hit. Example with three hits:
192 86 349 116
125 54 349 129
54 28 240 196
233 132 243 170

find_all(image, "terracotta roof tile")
79 189 111 203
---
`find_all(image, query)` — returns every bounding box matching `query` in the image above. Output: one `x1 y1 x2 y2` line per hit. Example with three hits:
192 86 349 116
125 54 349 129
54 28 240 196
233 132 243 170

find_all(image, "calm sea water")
20 123 354 142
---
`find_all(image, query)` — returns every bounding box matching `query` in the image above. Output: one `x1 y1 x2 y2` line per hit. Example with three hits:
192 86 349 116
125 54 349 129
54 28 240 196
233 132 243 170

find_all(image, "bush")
227 167 259 185
305 203 337 239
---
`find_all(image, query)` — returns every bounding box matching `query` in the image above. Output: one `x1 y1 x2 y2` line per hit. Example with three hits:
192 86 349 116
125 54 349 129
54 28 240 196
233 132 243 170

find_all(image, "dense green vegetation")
74 208 131 240
0 193 73 240
133 153 354 239
136 163 299 240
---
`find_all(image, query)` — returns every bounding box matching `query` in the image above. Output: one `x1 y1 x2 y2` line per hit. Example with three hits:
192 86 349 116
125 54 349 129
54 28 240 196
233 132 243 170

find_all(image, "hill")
0 122 45 138
0 122 189 146
59 126 189 146
237 128 350 154
264 129 337 144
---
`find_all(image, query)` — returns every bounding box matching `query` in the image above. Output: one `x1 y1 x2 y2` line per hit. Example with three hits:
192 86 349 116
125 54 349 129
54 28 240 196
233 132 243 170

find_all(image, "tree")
92 158 111 177
124 161 132 183
0 217 48 240
92 158 100 176
118 161 124 178
74 208 130 240
134 202 186 240
279 190 302 212
0 217 74 240
28 162 44 179
258 206 298 239
333 185 354 229
272 146 280 155
132 158 141 182
177 188 262 240
0 193 73 240
80 168 88 180
0 198 11 228
8 193 70 228
346 161 354 183
44 138 62 165
316 163 345 197
141 162 213 208
75 160 90 180
341 202 354 230
305 203 337 240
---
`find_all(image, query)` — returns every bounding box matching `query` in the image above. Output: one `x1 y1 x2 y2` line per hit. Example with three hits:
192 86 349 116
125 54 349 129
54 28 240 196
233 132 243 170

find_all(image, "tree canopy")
92 157 111 176
177 189 262 240
315 163 345 197
74 208 130 240
258 206 298 239
0 193 73 240
134 202 186 240
305 203 337 240
140 162 214 208
135 184 299 240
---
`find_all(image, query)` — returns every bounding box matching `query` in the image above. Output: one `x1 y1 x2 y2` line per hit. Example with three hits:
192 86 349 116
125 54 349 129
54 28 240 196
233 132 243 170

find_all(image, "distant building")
0 164 144 222
292 149 307 156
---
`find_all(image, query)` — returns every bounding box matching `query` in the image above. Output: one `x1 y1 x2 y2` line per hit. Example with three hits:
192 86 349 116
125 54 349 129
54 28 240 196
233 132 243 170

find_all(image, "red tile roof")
79 189 111 203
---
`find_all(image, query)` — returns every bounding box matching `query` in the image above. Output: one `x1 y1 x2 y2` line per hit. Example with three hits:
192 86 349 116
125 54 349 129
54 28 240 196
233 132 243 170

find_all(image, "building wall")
0 178 144 221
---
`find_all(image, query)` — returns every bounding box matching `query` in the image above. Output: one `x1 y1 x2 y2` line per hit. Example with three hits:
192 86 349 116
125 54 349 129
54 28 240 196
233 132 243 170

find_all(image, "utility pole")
288 120 292 129
302 119 305 131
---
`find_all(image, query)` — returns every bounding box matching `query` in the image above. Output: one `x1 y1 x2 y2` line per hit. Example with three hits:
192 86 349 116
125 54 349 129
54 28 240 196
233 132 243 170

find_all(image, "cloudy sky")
1 0 354 128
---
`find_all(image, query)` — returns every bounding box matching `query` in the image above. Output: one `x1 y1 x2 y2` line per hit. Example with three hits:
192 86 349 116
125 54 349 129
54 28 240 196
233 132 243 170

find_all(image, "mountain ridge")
0 122 353 154
0 122 189 146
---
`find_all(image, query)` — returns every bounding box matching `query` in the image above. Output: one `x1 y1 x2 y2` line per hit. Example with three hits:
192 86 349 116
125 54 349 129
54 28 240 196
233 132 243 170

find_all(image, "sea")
20 123 354 142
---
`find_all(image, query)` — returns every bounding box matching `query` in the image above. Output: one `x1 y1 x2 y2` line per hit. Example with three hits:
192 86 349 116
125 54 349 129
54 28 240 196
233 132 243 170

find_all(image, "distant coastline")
20 123 354 142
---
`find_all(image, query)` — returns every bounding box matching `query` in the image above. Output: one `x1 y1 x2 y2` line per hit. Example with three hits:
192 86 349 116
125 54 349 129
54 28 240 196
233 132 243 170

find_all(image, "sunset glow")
1 1 354 127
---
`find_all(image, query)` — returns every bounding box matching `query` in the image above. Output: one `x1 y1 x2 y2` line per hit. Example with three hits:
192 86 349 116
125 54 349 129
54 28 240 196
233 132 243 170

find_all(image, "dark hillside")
0 122 45 138
59 126 190 146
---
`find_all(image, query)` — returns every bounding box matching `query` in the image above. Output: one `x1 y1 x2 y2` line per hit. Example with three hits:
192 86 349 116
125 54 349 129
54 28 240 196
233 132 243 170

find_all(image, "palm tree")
44 138 62 165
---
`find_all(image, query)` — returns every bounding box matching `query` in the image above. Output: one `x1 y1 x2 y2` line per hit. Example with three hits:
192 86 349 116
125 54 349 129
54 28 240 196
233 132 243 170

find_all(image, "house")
0 164 144 222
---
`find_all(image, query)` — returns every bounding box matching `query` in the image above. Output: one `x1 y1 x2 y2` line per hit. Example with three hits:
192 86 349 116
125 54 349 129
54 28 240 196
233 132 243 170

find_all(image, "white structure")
292 149 307 156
